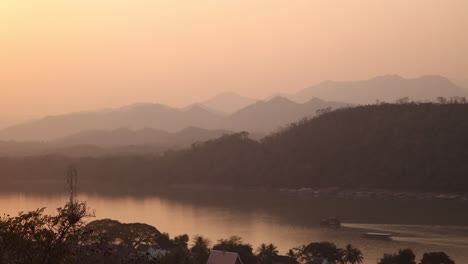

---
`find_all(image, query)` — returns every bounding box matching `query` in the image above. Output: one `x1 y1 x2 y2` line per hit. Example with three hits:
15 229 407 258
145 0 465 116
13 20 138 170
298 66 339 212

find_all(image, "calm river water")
1 189 468 264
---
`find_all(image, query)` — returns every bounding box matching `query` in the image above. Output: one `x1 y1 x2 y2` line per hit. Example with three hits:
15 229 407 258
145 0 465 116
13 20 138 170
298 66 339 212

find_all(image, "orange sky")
1 0 467 120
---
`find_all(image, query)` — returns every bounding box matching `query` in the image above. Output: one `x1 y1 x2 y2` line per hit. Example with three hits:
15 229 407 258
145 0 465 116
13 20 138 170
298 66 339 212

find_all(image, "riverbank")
1 180 467 203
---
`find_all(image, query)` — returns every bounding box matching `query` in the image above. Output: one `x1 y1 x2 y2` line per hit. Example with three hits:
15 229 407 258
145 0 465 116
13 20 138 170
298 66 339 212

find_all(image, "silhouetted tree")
83 219 161 248
420 252 455 264
378 249 416 264
343 244 363 264
0 201 93 264
294 242 345 264
256 243 279 264
213 236 257 264
190 235 211 264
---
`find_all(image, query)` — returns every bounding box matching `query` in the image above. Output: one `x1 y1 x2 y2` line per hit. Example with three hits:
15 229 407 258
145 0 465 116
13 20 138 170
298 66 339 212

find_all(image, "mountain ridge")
293 74 465 104
0 97 344 141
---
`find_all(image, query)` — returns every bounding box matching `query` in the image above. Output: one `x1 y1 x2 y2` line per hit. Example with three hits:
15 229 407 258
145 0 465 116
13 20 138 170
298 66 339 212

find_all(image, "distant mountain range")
4 102 468 191
0 74 464 142
0 127 236 157
455 79 468 91
0 97 344 141
53 127 232 146
219 97 347 132
0 103 223 141
292 75 466 104
200 92 257 114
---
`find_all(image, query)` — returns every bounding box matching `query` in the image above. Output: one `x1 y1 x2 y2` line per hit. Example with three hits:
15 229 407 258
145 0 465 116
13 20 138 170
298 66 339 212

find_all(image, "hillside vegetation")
2 102 468 191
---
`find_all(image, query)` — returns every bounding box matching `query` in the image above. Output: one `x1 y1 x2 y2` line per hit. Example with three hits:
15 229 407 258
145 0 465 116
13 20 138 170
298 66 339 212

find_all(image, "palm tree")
256 243 279 264
343 244 363 264
256 243 279 257
190 235 211 264
286 249 296 258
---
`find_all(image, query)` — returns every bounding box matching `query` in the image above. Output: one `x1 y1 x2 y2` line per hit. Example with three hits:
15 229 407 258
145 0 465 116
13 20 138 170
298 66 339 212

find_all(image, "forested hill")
2 102 468 191
159 102 468 190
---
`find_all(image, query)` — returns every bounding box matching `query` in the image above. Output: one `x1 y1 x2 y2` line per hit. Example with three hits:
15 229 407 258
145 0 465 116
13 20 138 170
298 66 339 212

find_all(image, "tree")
399 249 416 264
378 249 416 264
158 247 191 264
396 97 410 104
256 243 279 264
173 234 190 250
342 244 363 264
305 242 344 263
378 253 399 264
293 242 345 264
190 235 211 264
156 234 191 263
0 201 93 264
83 219 161 248
287 249 296 258
213 236 257 264
420 252 455 264
437 97 447 104
155 232 174 249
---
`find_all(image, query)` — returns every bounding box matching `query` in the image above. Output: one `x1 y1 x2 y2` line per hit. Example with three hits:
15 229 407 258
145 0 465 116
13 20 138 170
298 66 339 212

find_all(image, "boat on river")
363 232 392 240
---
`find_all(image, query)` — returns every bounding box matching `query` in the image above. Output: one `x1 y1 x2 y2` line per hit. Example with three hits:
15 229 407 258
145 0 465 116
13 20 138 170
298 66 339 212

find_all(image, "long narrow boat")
363 232 392 240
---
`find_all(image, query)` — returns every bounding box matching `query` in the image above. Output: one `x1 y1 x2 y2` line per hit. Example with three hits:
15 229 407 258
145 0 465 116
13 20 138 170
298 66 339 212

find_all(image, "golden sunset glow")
1 0 467 119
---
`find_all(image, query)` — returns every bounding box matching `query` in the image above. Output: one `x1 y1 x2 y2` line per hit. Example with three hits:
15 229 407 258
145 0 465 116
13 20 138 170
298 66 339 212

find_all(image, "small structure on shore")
207 250 243 264
136 243 169 260
320 217 341 227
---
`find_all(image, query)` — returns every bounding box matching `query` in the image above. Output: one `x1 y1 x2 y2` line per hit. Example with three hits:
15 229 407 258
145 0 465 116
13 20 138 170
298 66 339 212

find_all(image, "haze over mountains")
3 102 468 191
291 75 466 104
456 79 468 91
0 97 346 141
0 127 234 157
200 92 257 114
219 97 346 132
0 74 465 143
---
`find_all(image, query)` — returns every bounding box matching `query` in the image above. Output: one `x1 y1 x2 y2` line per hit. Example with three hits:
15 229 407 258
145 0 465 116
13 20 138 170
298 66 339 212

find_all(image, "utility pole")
67 165 78 204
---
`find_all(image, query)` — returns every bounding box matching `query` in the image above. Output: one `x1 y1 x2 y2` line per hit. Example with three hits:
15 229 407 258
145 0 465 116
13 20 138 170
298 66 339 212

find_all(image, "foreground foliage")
0 201 93 264
0 202 458 264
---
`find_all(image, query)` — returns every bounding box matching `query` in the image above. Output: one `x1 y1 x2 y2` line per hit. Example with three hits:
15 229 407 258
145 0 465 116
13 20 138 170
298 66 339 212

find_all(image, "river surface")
1 189 468 264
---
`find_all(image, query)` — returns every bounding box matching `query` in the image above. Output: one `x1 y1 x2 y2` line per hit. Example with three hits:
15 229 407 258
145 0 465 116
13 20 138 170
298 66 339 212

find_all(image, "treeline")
2 102 468 191
0 200 457 264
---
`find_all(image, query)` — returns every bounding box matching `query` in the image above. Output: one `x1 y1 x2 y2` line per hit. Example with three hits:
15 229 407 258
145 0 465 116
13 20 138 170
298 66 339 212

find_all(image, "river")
1 189 468 264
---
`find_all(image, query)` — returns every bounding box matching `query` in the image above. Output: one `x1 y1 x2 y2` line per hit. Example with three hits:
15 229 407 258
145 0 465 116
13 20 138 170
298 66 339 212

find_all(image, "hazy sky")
1 0 467 120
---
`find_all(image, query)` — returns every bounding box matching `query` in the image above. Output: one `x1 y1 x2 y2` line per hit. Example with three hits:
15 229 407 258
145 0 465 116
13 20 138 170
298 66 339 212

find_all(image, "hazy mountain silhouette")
294 75 466 104
1 74 461 141
0 103 224 141
157 102 468 190
201 92 257 114
182 103 227 116
5 102 468 191
0 126 236 157
455 79 468 91
220 96 348 132
0 97 347 140
53 127 231 146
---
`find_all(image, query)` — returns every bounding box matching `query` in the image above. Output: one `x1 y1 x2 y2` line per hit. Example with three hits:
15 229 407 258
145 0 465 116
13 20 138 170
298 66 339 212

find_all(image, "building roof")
207 250 243 264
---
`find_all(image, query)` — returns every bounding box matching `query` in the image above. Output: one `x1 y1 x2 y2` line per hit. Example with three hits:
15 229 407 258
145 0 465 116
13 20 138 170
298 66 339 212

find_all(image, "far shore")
1 180 467 202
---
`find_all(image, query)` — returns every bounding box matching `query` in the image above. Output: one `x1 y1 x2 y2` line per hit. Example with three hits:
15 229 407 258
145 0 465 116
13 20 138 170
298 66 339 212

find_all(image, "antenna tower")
67 165 78 204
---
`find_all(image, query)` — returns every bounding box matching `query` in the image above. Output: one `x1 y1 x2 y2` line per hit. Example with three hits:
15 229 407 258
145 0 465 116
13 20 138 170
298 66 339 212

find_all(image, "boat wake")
342 223 468 247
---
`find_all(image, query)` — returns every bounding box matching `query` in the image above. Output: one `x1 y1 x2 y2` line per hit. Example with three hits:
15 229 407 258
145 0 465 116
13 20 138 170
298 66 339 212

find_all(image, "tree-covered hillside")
2 102 468 191
157 102 468 190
